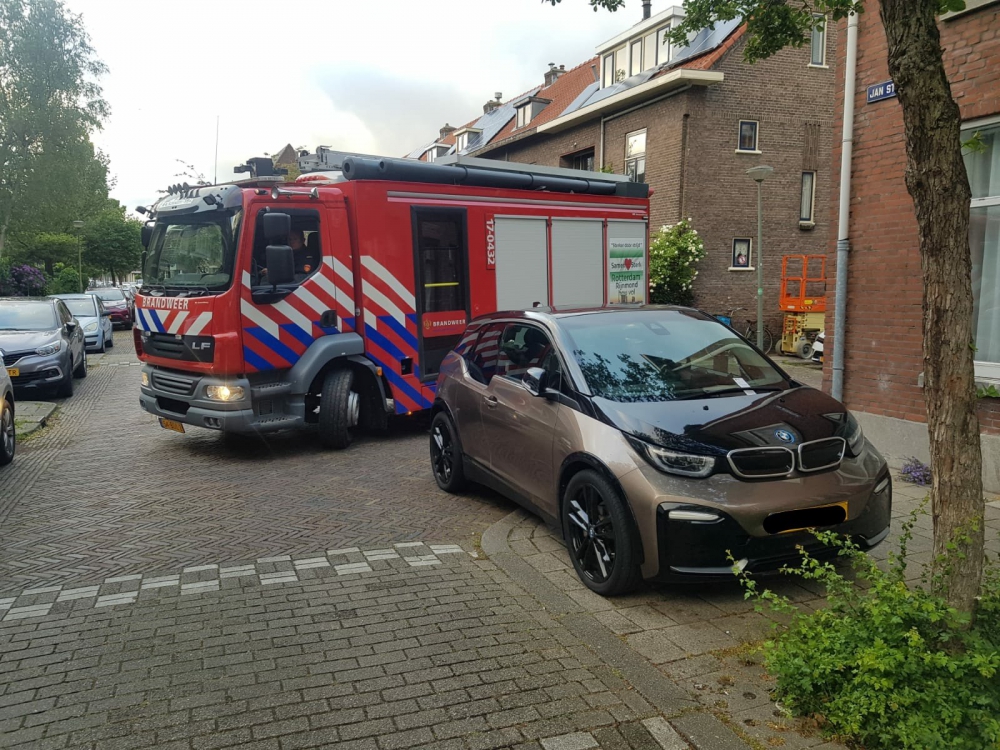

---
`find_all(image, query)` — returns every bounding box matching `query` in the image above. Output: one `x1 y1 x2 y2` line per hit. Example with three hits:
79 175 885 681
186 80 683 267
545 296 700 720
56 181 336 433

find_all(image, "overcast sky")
63 0 650 215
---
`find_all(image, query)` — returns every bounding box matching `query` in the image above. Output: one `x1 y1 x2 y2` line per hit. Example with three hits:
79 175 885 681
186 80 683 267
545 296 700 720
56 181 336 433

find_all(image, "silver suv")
0 350 14 467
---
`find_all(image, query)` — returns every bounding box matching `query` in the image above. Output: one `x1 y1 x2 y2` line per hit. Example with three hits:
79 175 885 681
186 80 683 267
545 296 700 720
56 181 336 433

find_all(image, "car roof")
0 297 56 304
470 304 696 325
50 294 94 299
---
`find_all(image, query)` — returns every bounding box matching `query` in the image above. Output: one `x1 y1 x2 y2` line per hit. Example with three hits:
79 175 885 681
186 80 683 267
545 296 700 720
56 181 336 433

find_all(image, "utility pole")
72 220 85 293
746 166 773 349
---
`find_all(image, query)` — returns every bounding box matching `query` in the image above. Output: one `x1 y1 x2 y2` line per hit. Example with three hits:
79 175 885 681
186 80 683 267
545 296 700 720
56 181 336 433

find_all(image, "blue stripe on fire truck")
244 326 301 366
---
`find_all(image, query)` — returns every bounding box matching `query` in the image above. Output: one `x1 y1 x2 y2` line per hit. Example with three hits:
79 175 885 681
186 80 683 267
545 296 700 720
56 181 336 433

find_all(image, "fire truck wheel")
430 412 466 493
319 367 357 449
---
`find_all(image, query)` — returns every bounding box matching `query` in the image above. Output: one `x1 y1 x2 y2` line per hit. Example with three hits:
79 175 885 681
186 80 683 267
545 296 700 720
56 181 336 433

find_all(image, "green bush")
648 219 705 306
740 512 1000 750
47 266 82 295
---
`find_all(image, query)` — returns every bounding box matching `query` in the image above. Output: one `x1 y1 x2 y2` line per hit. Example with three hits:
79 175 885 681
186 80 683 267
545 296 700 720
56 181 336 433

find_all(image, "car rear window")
560 310 786 402
62 298 98 317
89 288 125 302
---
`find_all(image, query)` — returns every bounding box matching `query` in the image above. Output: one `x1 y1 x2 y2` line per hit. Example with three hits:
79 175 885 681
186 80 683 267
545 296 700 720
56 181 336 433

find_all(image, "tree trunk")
879 0 984 615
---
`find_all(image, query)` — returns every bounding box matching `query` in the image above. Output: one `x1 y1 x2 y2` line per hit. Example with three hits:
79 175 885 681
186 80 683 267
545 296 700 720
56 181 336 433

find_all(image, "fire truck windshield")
143 210 242 295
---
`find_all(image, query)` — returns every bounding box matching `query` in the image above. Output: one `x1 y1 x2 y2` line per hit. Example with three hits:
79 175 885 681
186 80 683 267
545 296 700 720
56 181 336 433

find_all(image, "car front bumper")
8 353 67 392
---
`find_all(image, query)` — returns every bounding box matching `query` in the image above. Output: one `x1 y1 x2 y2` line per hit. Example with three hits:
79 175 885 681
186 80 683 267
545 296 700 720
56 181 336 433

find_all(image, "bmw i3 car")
430 306 891 595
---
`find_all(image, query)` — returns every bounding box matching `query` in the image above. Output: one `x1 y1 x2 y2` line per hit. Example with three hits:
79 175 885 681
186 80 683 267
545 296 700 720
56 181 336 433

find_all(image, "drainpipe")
831 11 858 403
599 114 606 170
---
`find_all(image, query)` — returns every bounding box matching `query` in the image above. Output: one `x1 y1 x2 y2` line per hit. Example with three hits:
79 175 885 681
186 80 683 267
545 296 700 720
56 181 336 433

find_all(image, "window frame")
602 53 614 88
563 148 596 172
630 39 643 77
736 120 760 153
625 129 647 184
655 24 672 66
800 171 817 225
963 115 1000 381
515 104 529 129
730 238 754 271
809 14 827 67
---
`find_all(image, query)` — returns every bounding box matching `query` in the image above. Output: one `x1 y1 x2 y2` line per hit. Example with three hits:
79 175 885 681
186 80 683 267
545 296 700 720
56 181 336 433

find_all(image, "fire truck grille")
141 332 214 363
151 370 197 398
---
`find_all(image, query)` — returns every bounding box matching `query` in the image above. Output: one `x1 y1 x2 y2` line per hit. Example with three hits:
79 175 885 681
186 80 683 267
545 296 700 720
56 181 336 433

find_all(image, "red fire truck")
135 155 650 448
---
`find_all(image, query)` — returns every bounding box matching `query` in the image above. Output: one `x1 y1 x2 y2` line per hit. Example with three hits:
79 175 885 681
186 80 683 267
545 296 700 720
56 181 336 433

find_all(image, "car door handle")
483 395 498 409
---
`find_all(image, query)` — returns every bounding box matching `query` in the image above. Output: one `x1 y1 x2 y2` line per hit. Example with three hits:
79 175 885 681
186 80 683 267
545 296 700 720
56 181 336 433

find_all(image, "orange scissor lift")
779 254 827 359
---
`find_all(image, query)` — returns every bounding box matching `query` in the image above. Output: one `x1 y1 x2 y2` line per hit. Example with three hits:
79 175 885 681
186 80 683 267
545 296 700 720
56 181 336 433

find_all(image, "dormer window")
516 104 530 129
426 144 449 163
452 127 482 152
513 97 552 130
599 22 673 88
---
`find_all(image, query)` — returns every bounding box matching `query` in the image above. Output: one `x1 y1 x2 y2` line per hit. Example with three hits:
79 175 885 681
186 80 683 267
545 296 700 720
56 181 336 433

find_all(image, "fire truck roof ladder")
340 155 648 198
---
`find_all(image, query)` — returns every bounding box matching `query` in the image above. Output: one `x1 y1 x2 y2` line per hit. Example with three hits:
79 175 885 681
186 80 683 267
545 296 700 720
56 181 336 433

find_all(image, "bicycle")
717 307 775 354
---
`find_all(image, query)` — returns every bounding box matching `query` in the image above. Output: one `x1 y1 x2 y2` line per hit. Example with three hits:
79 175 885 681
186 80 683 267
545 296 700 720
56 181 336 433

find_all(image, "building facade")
408 4 837 339
824 1 1000 490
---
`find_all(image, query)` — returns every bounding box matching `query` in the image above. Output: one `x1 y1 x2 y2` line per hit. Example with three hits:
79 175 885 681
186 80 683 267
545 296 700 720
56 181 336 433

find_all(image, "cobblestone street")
3 332 997 750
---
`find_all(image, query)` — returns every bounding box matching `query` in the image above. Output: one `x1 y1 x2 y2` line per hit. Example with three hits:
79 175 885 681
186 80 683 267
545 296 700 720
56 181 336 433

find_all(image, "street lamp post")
72 221 84 293
746 166 774 350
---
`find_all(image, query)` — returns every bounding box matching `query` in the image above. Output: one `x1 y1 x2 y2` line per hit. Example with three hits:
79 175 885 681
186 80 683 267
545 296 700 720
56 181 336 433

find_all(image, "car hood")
75 315 98 326
595 386 849 455
0 329 60 353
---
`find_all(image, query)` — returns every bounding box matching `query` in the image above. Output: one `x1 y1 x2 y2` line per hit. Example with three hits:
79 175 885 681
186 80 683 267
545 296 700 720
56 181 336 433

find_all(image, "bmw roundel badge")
775 429 796 444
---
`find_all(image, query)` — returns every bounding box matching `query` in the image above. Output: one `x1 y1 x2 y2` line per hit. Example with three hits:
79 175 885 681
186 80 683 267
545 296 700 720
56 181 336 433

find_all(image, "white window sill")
728 266 755 272
799 220 816 230
943 0 1000 20
917 367 1000 391
807 64 829 69
735 149 762 155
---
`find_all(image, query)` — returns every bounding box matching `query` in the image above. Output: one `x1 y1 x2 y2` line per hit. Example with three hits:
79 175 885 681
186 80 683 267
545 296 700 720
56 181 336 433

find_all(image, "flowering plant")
0 262 47 297
648 219 705 306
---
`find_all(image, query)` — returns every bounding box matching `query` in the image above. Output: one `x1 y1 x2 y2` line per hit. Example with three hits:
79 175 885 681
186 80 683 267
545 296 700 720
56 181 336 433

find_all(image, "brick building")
824 1 1000 491
407 3 837 338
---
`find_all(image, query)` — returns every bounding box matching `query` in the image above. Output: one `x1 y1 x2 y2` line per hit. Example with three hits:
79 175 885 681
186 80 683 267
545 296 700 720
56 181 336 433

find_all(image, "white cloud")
64 0 646 213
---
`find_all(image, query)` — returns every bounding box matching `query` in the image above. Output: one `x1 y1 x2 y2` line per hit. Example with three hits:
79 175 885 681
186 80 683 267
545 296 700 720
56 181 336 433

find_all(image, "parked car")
0 298 87 397
812 329 825 364
51 294 114 353
431 306 891 595
0 353 14 467
87 287 132 328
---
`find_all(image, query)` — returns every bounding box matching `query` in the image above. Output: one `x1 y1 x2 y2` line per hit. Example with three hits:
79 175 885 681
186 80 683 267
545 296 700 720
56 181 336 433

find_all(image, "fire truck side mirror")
262 212 291 243
141 222 154 249
265 245 295 286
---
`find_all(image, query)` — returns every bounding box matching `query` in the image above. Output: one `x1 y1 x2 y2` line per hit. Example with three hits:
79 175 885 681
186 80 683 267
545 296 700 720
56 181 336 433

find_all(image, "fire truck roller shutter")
606 219 649 305
551 219 604 308
493 217 548 310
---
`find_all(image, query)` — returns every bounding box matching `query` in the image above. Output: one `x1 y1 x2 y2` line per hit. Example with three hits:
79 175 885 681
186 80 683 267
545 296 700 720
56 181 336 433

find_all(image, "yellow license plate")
5 367 18 378
158 418 185 434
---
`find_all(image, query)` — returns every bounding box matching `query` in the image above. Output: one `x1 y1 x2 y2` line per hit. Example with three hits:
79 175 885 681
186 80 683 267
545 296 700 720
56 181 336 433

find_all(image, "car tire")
0 401 15 466
98 335 106 353
430 412 466 493
73 350 87 379
562 469 642 596
107 331 114 348
57 368 74 398
318 367 357 450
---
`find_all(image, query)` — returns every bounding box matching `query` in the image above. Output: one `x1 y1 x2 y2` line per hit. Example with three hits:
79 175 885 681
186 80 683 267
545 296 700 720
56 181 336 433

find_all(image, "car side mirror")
523 367 548 397
66 320 78 332
102 310 112 317
262 212 291 243
265 244 295 286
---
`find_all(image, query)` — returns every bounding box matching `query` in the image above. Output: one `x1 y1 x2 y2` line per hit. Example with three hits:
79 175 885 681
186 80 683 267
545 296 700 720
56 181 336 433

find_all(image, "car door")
481 323 562 515
449 323 503 468
98 299 112 342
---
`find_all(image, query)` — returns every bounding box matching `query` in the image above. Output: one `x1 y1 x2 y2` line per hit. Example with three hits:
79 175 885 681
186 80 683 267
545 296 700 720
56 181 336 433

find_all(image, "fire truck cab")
135 154 650 448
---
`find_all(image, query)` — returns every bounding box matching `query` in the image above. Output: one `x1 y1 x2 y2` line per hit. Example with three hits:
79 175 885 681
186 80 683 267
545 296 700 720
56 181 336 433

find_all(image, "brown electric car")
430 306 891 596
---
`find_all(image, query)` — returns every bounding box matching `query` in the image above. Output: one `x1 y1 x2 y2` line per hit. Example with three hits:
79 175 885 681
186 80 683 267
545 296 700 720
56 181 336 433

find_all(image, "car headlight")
206 385 245 402
35 341 62 356
84 322 98 332
630 437 716 478
845 413 865 456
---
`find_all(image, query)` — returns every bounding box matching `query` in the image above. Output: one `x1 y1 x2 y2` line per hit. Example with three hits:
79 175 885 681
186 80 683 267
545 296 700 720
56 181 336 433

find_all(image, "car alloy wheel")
429 412 466 493
0 405 14 466
566 483 617 584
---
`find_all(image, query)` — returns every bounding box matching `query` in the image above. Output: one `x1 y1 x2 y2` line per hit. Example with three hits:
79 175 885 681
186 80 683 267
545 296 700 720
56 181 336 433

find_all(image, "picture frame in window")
737 120 759 152
731 238 752 269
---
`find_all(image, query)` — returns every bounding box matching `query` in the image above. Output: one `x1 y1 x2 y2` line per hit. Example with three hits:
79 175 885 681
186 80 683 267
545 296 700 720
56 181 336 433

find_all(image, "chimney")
543 62 565 87
483 92 503 114
590 63 599 82
642 0 651 20
439 123 456 140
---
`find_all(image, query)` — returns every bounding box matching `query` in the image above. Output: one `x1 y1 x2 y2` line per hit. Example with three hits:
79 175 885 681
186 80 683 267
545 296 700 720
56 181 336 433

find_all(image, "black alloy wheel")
563 470 641 595
0 403 15 466
430 412 465 493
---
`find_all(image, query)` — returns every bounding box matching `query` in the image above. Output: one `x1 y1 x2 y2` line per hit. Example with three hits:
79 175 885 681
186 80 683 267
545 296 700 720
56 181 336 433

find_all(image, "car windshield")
143 211 242 294
62 298 98 317
0 302 57 332
90 289 124 302
560 310 787 402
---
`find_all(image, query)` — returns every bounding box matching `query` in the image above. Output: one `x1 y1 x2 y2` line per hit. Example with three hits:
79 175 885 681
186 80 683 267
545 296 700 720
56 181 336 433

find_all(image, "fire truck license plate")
5 368 18 378
158 418 185 434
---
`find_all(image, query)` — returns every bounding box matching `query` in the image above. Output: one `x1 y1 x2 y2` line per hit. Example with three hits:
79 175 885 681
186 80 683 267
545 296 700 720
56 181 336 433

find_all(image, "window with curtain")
964 120 1000 377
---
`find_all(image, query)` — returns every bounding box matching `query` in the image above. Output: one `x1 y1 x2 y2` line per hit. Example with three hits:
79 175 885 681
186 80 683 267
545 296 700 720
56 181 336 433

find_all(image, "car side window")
57 302 72 325
250 207 323 288
466 323 503 385
497 324 557 381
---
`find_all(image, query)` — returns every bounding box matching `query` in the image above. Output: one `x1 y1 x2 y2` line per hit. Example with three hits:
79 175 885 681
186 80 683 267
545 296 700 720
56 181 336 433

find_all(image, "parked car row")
429 306 891 595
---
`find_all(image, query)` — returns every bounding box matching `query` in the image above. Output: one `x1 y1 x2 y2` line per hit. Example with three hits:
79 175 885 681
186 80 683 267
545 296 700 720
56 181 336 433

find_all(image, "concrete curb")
481 509 751 750
13 401 57 436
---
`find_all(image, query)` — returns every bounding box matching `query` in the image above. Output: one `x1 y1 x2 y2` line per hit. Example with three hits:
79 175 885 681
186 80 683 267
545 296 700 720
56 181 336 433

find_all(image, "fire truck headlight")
141 372 149 387
206 385 245 402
